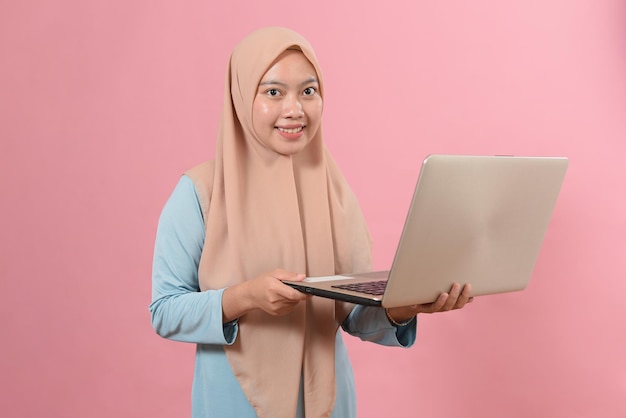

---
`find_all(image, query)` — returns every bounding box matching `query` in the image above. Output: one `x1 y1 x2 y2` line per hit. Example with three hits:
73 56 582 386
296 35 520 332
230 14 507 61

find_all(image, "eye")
303 87 317 96
266 88 281 97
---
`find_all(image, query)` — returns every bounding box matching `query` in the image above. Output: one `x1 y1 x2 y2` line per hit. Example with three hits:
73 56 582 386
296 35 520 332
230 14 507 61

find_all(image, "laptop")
283 154 568 308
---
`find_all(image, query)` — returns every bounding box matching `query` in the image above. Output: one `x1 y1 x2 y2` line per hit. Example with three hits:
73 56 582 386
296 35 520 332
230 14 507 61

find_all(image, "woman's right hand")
221 269 309 322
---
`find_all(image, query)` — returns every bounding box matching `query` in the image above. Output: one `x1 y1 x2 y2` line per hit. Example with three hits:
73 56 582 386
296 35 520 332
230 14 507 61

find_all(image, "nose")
283 94 304 118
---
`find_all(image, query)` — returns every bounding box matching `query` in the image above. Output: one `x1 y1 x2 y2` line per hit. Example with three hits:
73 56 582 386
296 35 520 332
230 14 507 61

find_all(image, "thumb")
289 273 306 282
271 270 306 282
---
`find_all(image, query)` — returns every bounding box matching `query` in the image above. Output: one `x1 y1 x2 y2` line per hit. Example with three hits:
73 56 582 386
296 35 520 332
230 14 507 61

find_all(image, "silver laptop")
283 154 568 308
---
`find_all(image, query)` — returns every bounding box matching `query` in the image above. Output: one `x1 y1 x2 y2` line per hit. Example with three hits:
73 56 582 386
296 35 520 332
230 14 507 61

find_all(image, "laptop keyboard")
331 280 387 296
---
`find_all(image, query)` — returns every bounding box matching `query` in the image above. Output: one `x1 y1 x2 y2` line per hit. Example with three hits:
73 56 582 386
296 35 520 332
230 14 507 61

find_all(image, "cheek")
252 101 273 132
307 101 323 128
255 101 271 115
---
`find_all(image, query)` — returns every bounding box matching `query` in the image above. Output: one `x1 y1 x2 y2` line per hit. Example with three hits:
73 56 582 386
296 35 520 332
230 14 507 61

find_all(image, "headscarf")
193 27 372 417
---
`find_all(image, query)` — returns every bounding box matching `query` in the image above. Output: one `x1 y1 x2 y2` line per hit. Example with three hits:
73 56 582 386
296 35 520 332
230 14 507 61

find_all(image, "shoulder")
160 175 201 222
183 161 215 224
185 160 215 183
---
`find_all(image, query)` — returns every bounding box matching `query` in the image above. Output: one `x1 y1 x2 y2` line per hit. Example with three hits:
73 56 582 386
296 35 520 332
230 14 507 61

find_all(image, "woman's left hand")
386 283 473 324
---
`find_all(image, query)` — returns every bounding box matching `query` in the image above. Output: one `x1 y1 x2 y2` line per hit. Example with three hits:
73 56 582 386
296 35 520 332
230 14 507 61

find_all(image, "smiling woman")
3 1 624 418
148 26 470 418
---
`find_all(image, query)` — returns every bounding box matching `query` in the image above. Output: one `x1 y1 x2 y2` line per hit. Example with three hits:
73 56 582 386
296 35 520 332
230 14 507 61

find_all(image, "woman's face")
252 50 323 156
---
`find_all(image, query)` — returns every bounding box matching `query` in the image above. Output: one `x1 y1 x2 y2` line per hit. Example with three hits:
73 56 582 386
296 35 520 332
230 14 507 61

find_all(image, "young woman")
150 26 472 418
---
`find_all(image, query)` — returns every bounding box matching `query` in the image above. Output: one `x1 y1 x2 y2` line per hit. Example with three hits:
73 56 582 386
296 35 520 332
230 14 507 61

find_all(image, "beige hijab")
191 27 372 417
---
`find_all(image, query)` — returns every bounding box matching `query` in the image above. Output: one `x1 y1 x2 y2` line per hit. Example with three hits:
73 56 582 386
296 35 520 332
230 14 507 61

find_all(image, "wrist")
222 282 253 322
385 309 416 327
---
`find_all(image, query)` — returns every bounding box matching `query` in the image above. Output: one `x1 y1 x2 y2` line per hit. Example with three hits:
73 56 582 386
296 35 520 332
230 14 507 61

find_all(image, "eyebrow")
258 77 319 87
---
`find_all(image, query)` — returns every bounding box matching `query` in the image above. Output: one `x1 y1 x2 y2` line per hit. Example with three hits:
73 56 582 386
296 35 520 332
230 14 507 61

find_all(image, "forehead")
260 50 318 83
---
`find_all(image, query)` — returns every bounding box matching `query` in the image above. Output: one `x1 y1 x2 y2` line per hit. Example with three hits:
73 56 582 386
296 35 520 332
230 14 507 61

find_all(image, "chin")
276 147 306 156
271 139 311 156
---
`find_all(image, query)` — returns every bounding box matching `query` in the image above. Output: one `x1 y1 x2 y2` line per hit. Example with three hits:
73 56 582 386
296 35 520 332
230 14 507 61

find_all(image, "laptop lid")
285 155 568 308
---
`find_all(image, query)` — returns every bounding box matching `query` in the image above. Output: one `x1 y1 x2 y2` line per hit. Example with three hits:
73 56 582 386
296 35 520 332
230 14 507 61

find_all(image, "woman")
150 26 472 418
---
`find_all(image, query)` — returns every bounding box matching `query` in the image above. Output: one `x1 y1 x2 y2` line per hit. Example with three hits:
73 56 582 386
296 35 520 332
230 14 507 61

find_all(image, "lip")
275 125 305 140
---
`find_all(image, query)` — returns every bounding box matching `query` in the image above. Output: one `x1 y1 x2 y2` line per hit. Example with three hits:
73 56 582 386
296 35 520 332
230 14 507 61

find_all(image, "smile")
276 126 304 134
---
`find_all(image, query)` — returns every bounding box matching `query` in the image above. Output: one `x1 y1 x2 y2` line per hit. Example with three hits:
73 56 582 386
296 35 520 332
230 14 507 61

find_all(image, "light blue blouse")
150 175 417 417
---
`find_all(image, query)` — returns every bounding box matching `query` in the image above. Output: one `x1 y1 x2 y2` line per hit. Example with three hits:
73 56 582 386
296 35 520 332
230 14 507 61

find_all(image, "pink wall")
1 1 625 417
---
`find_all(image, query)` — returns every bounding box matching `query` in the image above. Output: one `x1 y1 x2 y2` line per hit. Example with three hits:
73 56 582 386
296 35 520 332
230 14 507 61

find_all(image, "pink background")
2 1 625 417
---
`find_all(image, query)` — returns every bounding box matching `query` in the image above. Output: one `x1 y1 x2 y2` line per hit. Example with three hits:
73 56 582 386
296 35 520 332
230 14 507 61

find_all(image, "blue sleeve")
149 176 238 345
341 305 416 348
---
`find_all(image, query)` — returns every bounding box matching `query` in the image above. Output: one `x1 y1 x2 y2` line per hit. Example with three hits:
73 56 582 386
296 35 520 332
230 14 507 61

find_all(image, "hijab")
191 27 372 417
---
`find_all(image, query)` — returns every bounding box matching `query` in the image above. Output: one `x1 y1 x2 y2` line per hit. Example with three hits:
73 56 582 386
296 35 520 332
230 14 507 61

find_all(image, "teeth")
277 127 303 134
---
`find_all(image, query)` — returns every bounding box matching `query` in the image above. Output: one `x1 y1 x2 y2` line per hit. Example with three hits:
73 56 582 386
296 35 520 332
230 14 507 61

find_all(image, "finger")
277 282 308 301
441 283 461 311
454 284 473 309
425 292 448 313
265 291 307 315
271 270 306 282
291 273 306 282
263 273 307 302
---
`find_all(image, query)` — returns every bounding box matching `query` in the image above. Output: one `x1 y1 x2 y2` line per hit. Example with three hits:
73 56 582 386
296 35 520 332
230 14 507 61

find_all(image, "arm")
149 176 237 345
341 283 473 348
149 176 308 343
341 305 416 348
